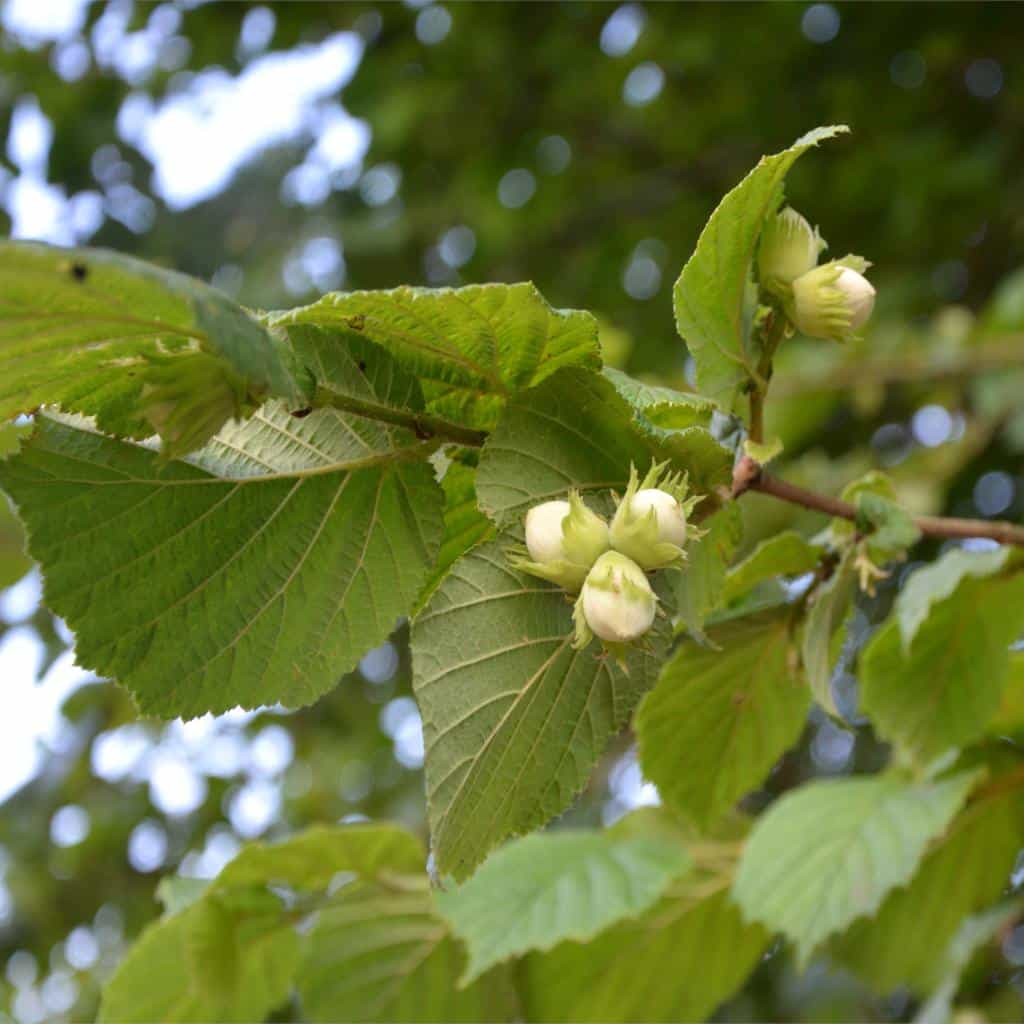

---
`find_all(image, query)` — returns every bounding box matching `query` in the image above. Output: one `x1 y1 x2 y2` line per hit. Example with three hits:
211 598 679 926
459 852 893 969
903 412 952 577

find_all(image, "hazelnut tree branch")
730 454 1024 547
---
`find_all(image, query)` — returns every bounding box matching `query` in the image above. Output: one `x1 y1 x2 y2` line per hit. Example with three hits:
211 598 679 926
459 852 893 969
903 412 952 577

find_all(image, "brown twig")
731 454 1024 547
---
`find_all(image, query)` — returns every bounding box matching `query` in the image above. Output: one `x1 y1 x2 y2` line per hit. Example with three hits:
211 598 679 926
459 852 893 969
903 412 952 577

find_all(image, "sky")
2 0 369 240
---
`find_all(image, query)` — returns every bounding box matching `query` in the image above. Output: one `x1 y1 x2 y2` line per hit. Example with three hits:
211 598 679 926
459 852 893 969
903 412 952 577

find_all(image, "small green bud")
511 492 610 592
573 550 657 648
789 257 876 342
608 462 702 571
758 206 827 291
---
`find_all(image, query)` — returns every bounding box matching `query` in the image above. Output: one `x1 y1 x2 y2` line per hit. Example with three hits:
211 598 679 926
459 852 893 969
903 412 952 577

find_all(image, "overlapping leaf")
522 883 768 1022
99 892 300 1023
834 783 1024 993
412 539 672 881
637 613 810 829
0 338 446 718
860 573 1024 763
475 367 730 527
212 823 426 891
276 282 600 430
603 367 717 432
801 552 855 716
722 531 822 603
895 546 1015 652
673 125 849 405
673 504 743 637
0 241 303 455
436 830 691 983
299 882 513 1023
733 771 979 965
102 824 511 1024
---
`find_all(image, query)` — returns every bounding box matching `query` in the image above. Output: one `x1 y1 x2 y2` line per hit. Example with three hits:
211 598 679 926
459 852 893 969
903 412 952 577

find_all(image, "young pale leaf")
854 491 921 557
673 504 743 636
298 883 514 1023
733 770 980 966
896 546 1014 652
522 884 768 1022
860 574 1024 764
0 413 443 718
800 552 856 716
99 896 299 1023
412 539 671 881
475 367 730 527
0 241 303 456
637 613 810 829
436 830 691 983
276 282 600 431
722 530 823 603
834 784 1024 993
673 125 849 406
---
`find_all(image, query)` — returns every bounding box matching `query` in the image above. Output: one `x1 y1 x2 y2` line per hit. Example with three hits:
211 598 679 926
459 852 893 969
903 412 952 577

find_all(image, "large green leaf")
412 538 671 880
99 893 300 1023
475 367 730 527
436 830 691 983
834 785 1024 994
0 408 444 718
860 573 1024 764
522 883 768 1022
0 241 303 455
637 613 810 829
673 126 849 406
733 771 979 966
298 882 513 1023
276 282 600 430
414 460 493 615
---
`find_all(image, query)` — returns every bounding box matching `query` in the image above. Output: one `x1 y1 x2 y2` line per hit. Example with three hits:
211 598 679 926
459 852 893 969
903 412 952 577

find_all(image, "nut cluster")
509 463 702 657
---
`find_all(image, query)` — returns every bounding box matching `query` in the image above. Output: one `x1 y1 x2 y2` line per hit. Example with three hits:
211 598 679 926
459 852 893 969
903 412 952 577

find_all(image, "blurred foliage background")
1 1 1024 1020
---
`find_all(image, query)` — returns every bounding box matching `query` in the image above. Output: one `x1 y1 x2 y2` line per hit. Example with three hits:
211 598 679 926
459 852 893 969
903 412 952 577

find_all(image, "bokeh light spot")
801 3 840 43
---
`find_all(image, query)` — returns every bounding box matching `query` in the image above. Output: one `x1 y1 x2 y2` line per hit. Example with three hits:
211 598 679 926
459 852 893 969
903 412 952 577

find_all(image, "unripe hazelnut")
758 207 826 290
579 551 657 644
609 464 698 571
789 260 876 342
514 493 610 593
525 500 571 565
